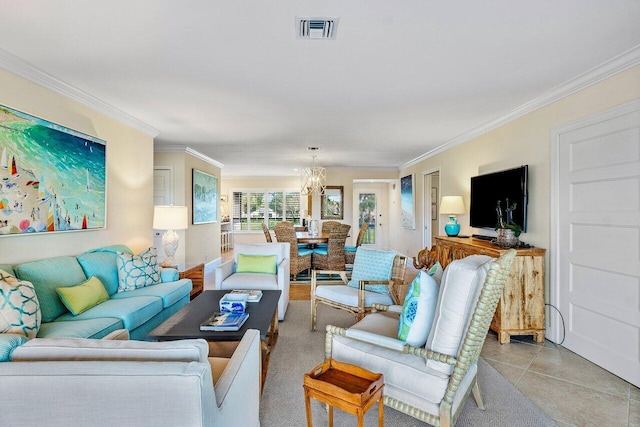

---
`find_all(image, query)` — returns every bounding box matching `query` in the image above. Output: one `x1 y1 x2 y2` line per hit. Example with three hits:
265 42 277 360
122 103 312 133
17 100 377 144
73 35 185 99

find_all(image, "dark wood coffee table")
147 290 281 389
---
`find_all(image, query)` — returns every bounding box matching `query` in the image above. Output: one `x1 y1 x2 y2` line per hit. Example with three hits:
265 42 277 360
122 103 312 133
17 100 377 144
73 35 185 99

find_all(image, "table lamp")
153 205 188 267
440 196 465 236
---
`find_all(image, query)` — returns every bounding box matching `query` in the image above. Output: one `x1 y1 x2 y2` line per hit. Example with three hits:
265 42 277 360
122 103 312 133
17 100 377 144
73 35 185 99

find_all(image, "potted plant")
495 199 521 247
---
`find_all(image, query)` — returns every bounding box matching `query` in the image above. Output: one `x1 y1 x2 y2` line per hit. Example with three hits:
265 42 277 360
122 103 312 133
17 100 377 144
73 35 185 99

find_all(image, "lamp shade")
440 196 465 215
153 205 188 230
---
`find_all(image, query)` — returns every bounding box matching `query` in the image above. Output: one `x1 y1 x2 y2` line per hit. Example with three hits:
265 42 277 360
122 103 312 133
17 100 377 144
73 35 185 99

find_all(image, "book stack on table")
200 312 249 331
229 289 263 302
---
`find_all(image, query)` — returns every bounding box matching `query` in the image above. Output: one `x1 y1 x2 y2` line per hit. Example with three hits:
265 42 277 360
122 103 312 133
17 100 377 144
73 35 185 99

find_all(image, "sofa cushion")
77 251 120 296
236 254 277 274
0 269 41 339
316 285 393 307
333 312 451 405
111 279 192 308
347 247 396 294
117 248 161 292
56 276 109 315
56 296 162 331
14 256 88 323
220 273 279 290
85 245 133 255
397 271 439 347
37 318 124 339
0 333 29 361
426 255 493 375
12 337 209 363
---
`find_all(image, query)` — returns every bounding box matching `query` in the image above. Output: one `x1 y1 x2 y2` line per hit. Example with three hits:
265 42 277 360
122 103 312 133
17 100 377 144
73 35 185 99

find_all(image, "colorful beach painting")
192 169 217 224
400 173 415 229
0 105 106 236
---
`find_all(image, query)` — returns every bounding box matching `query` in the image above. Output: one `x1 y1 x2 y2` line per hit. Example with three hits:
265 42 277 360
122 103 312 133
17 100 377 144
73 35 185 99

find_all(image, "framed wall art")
400 173 415 229
192 169 218 224
321 186 343 220
0 104 106 236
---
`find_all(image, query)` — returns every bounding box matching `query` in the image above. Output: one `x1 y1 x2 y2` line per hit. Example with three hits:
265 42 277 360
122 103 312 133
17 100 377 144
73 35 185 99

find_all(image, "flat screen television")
470 165 528 233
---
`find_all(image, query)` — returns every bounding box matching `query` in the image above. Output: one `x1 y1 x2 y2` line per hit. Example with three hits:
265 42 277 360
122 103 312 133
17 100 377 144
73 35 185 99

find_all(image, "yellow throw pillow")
56 276 109 315
236 254 277 274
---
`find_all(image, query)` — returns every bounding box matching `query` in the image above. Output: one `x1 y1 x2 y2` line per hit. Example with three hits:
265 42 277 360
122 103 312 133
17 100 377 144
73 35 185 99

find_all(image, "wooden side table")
178 263 204 299
303 359 384 427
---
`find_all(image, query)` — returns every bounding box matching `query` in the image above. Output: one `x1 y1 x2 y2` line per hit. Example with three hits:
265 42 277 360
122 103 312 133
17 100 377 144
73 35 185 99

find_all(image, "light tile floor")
481 332 639 427
218 249 640 426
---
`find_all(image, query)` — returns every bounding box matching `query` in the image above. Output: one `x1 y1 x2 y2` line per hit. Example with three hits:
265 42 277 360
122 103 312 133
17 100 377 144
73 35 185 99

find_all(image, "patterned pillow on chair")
116 248 161 292
397 270 439 347
0 269 41 339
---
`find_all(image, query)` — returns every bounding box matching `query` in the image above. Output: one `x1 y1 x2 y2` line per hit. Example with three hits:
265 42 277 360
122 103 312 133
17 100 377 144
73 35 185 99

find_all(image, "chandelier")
300 152 326 195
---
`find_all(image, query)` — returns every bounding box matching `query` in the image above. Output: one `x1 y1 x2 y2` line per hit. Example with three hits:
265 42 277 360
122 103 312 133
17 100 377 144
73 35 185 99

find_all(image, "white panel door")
554 100 640 387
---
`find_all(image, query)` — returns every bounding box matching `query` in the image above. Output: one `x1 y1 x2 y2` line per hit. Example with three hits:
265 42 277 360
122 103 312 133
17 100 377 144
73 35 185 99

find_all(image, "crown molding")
0 48 159 137
401 44 640 170
155 145 224 168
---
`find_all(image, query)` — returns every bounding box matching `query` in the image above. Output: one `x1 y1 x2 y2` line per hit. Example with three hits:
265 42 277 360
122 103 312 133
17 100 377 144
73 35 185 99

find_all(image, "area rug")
260 301 556 427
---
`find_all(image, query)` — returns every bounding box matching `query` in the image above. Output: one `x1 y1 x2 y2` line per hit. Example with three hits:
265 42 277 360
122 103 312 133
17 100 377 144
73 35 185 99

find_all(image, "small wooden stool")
303 359 384 427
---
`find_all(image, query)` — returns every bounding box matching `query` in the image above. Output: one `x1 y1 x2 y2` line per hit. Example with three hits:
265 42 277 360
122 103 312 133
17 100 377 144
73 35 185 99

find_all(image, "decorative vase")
496 228 519 248
309 219 320 236
444 216 460 237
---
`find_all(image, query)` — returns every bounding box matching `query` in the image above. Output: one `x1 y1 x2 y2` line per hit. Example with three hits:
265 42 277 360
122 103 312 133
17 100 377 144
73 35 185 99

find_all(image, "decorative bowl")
219 293 248 313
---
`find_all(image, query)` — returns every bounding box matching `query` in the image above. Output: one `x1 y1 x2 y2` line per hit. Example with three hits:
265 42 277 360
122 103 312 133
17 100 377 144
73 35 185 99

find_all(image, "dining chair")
315 220 341 250
312 223 351 271
344 221 369 265
321 221 341 233
310 247 407 331
274 221 313 280
261 223 272 242
325 250 516 427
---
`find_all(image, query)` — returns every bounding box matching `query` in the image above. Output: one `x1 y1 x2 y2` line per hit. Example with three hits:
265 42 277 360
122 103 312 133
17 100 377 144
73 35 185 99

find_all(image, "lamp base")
161 229 180 268
444 216 461 237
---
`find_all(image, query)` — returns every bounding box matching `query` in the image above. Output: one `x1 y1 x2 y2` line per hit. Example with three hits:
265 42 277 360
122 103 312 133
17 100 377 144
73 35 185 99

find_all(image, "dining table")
295 231 330 245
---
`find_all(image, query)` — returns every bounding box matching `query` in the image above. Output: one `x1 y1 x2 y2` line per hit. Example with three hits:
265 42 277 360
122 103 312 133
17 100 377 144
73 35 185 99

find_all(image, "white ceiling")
0 1 639 177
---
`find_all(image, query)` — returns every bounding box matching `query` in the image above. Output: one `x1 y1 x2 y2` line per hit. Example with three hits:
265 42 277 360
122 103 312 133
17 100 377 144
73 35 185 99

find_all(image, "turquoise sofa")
0 245 192 361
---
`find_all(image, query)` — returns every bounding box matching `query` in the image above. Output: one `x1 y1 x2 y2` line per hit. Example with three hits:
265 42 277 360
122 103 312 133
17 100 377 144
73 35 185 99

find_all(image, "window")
231 190 301 231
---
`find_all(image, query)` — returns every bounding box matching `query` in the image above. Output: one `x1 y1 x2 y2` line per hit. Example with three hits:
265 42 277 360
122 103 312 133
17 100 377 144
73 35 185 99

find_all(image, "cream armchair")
325 250 516 427
214 242 290 320
2 329 262 427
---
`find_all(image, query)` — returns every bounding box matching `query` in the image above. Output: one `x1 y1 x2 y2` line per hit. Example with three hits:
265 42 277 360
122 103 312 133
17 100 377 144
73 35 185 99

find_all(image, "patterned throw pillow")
0 269 41 339
347 247 396 294
116 248 161 292
397 270 439 347
426 261 444 284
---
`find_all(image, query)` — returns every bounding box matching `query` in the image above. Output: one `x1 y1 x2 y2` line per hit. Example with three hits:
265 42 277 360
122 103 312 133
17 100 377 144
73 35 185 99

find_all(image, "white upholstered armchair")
213 243 290 320
325 250 516 427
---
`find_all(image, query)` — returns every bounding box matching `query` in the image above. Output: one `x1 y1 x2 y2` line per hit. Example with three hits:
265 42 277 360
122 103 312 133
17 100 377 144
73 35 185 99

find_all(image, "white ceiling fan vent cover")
296 17 339 40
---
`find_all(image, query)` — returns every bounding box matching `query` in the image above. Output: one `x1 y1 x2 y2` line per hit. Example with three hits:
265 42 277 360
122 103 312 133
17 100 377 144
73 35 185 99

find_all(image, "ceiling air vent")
296 17 339 40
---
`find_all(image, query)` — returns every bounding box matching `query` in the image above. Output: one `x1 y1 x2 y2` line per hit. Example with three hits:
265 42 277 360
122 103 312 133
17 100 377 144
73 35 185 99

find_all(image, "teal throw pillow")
397 270 439 347
56 276 109 315
347 247 396 294
116 247 161 292
236 254 277 274
0 269 41 339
